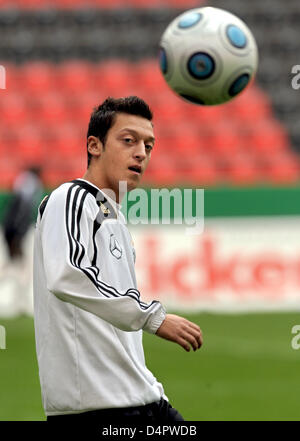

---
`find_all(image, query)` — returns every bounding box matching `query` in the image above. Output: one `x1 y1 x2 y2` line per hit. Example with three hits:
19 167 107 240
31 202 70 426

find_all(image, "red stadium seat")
209 124 242 158
45 125 85 163
68 93 101 125
15 126 45 164
14 0 49 8
57 62 95 95
0 139 8 156
92 0 125 8
250 122 289 155
144 153 179 187
42 159 85 189
184 103 225 130
94 61 134 97
230 88 272 124
0 165 18 190
41 168 66 189
163 131 205 155
178 155 219 186
130 0 165 7
0 94 28 126
0 60 295 189
262 151 300 184
134 60 166 90
225 154 261 185
154 99 185 125
50 0 89 9
33 93 68 126
21 62 56 94
167 0 202 6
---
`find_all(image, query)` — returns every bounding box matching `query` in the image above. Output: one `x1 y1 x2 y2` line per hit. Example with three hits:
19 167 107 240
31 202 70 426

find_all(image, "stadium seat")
45 125 85 162
0 55 296 189
134 60 165 90
154 100 186 126
130 0 166 7
21 62 56 94
0 165 18 190
229 88 272 124
56 62 95 94
94 61 134 97
41 168 67 189
67 93 100 125
260 150 300 183
168 0 200 6
265 159 300 184
0 139 8 156
184 104 225 127
0 94 28 126
50 0 89 9
209 124 242 158
166 132 205 155
15 126 45 164
92 0 126 8
33 93 68 126
250 122 289 155
225 154 261 186
15 0 50 8
145 154 179 187
178 155 219 186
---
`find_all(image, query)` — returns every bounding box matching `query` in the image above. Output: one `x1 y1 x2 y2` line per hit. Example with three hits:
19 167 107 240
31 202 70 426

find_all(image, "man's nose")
134 142 147 160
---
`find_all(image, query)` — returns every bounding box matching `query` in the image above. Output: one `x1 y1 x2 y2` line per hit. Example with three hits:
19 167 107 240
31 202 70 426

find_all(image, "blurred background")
0 0 300 421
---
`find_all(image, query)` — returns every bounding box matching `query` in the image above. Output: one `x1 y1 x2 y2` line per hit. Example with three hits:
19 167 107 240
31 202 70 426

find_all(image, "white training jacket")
33 178 167 416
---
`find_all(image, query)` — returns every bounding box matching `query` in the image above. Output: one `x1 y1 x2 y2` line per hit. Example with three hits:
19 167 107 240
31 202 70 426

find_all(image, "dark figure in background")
3 166 43 260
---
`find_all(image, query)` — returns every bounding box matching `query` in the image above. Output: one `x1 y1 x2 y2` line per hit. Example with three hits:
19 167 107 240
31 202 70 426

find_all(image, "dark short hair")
86 96 153 167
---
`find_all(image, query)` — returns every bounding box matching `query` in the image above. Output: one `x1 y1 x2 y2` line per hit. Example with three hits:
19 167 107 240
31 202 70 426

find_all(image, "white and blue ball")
159 7 258 105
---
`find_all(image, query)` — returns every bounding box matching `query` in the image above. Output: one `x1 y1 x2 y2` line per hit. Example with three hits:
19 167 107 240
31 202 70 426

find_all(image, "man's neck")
81 170 122 206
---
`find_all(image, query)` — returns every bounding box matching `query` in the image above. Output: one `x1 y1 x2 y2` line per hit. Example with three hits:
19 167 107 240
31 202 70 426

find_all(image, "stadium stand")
0 0 299 188
0 0 202 8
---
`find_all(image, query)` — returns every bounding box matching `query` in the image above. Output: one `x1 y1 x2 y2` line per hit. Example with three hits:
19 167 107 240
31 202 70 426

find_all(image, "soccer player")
33 96 203 423
2 166 43 316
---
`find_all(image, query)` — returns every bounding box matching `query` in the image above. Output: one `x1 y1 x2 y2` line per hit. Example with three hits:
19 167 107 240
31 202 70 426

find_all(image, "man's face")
93 113 155 196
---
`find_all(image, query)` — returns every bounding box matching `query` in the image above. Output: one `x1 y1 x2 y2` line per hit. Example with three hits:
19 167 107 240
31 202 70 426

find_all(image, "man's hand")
155 314 203 352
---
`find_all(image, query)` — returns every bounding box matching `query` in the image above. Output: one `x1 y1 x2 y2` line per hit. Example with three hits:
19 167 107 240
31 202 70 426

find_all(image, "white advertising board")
132 216 300 312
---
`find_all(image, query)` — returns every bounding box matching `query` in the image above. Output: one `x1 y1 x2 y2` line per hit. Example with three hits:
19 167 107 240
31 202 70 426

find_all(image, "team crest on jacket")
109 234 122 259
100 201 110 216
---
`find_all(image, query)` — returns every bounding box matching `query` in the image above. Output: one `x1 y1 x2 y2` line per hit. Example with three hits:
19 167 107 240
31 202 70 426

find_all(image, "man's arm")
39 184 204 350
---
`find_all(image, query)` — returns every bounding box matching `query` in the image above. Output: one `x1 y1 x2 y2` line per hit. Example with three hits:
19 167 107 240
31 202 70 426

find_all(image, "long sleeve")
39 183 166 334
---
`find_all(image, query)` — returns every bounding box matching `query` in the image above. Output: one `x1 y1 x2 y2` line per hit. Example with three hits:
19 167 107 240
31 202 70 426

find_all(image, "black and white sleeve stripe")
65 183 156 311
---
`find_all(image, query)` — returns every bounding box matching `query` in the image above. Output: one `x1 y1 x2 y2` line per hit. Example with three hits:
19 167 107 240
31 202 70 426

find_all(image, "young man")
33 96 203 423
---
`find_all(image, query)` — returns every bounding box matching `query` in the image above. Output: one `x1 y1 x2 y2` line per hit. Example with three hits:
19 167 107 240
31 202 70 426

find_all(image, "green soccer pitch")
0 312 299 421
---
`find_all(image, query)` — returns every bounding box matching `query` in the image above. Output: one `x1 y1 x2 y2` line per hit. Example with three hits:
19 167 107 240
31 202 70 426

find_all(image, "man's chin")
126 176 141 192
127 181 139 192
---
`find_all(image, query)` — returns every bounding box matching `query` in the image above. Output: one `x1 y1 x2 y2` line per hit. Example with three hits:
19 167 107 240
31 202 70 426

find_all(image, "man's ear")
87 136 103 159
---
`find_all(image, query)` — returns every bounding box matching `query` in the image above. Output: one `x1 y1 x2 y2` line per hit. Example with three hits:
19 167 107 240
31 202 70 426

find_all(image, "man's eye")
145 145 153 151
124 138 133 143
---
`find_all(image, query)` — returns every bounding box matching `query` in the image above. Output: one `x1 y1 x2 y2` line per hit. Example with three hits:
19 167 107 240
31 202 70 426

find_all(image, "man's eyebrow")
119 128 155 143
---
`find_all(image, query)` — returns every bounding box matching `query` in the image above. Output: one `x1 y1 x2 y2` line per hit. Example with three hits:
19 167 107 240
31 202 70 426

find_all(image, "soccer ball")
159 7 258 105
